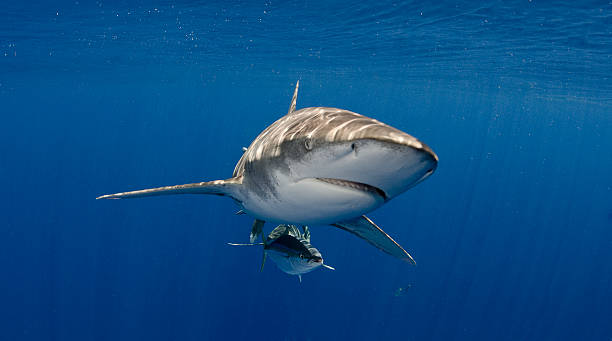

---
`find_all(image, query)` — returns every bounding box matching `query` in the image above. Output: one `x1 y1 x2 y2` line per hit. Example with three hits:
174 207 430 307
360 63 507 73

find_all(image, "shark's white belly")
241 175 385 225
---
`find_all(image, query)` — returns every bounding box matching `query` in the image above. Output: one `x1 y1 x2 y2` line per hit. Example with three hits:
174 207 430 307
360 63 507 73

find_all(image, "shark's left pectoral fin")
332 216 416 265
96 177 243 200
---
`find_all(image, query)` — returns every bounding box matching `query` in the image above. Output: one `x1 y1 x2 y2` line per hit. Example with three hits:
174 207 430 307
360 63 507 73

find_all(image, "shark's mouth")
316 178 388 201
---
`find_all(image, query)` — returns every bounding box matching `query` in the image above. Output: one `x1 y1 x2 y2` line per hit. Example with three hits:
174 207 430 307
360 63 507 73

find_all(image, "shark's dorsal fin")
332 215 416 265
287 80 299 115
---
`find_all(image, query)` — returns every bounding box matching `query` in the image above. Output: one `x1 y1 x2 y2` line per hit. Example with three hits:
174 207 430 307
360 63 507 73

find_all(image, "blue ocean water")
1 1 611 340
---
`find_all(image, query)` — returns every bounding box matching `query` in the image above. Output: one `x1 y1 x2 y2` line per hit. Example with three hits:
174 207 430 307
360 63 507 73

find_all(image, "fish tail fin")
260 251 267 272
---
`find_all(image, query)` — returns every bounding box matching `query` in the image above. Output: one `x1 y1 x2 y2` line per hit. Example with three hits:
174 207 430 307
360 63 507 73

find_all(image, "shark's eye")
304 138 313 151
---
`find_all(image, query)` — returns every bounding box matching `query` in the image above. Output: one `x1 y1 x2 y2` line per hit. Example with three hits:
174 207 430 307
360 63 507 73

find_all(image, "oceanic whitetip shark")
228 224 334 282
97 81 438 264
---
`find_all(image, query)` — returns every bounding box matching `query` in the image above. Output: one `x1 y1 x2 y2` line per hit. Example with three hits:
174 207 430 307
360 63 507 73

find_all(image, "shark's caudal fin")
332 215 416 265
287 80 299 115
96 177 242 200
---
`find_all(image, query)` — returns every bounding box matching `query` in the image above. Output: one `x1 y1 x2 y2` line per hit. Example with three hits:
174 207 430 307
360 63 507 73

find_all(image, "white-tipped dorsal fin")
287 80 299 115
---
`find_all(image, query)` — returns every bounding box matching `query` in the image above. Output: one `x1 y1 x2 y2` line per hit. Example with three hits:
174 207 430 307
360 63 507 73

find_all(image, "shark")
97 81 438 264
228 224 334 282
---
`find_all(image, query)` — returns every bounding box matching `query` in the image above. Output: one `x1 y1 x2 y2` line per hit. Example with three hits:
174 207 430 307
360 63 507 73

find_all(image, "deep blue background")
1 1 611 340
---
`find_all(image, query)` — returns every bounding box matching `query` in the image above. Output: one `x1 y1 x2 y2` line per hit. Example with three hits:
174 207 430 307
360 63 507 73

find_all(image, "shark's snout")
344 131 438 199
417 141 439 164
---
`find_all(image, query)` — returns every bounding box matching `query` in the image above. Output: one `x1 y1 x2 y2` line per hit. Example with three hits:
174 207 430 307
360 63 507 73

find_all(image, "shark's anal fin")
250 219 265 243
332 215 416 265
96 177 242 200
287 80 299 115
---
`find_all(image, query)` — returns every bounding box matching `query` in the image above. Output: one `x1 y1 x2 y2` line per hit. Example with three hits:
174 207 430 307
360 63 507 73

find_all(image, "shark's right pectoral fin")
332 215 416 265
96 177 242 200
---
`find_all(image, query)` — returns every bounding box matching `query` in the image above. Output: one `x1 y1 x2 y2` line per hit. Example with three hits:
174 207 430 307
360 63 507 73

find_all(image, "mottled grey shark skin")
97 81 438 264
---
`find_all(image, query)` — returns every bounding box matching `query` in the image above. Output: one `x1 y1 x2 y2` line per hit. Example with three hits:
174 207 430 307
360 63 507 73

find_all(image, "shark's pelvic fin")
298 275 302 283
332 215 416 265
96 177 243 200
250 219 265 243
287 80 299 115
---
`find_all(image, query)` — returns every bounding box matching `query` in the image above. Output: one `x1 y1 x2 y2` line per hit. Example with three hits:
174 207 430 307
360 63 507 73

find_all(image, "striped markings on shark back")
228 225 334 282
97 81 438 264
